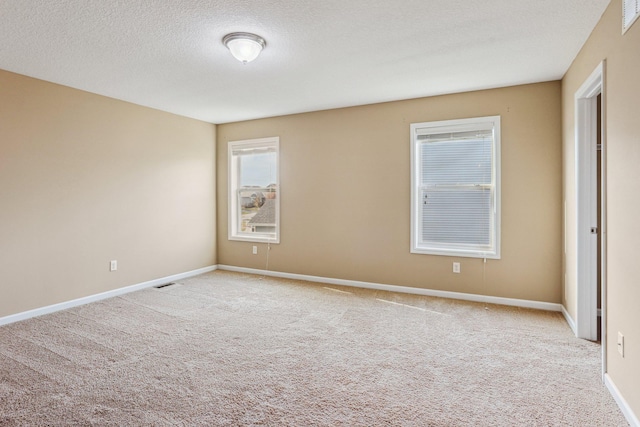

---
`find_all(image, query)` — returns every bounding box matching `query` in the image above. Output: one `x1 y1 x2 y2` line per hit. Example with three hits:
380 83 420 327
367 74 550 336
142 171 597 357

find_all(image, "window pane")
420 138 492 185
238 187 277 235
420 188 491 246
240 152 277 187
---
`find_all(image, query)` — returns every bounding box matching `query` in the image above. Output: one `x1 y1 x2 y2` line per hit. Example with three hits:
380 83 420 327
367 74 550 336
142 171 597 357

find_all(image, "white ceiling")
0 0 609 124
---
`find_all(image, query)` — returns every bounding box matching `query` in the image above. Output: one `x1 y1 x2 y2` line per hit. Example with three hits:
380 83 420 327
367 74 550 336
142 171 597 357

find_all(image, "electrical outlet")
618 332 624 357
252 246 258 255
453 262 461 274
110 260 117 272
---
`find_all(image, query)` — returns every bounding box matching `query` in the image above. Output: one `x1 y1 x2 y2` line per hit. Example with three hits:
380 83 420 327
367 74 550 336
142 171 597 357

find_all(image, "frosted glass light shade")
223 33 266 64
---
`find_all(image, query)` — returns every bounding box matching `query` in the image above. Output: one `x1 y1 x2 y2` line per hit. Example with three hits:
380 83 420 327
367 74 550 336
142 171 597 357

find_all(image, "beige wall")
0 70 216 318
562 0 640 416
217 82 562 303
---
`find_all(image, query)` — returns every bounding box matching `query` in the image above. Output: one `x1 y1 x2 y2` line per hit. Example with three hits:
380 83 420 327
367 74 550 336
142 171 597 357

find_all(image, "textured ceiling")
0 0 610 124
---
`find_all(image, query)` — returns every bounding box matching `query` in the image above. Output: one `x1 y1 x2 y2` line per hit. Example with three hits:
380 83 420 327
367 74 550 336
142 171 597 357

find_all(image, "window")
623 0 640 33
410 116 500 259
228 137 279 243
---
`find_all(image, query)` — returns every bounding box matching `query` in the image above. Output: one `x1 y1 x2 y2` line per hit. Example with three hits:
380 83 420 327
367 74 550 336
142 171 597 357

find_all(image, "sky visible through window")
240 152 277 187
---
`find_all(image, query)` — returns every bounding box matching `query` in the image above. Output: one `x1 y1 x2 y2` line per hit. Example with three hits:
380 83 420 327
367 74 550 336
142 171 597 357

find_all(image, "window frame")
410 116 501 259
228 137 280 244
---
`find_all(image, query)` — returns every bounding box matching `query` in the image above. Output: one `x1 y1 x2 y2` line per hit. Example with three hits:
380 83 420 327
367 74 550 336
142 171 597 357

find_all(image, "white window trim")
228 137 280 244
410 116 501 259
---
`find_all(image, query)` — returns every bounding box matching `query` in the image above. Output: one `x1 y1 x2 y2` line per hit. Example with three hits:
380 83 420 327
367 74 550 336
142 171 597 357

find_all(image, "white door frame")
575 61 606 373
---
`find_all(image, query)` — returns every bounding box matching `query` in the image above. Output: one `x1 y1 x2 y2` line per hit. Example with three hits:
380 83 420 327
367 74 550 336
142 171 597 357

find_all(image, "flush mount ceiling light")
222 32 266 64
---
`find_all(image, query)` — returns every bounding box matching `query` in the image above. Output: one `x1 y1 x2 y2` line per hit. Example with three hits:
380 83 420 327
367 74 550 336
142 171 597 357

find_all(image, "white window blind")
411 117 500 259
230 144 277 157
623 0 640 33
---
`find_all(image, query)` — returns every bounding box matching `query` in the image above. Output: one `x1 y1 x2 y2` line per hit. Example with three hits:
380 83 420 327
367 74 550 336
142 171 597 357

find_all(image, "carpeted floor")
0 271 628 426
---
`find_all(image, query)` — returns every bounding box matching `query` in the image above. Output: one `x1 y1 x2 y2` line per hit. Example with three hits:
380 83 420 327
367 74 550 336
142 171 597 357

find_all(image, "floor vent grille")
154 282 176 289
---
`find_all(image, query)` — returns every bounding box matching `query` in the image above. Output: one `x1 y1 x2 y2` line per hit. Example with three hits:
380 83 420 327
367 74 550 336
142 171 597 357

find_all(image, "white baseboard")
0 265 218 327
217 265 563 312
605 373 640 427
561 305 577 335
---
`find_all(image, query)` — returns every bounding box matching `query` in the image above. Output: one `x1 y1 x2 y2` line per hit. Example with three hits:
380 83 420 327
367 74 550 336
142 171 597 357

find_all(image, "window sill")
410 247 500 260
229 235 280 244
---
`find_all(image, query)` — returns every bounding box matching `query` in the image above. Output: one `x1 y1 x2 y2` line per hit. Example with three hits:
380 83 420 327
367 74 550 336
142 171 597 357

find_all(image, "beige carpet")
0 271 628 426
